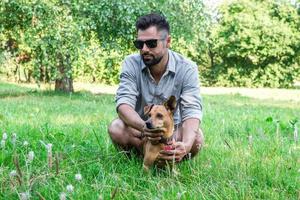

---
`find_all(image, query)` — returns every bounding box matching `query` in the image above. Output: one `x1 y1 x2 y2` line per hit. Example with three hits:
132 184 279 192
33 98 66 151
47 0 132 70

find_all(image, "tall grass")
0 82 299 199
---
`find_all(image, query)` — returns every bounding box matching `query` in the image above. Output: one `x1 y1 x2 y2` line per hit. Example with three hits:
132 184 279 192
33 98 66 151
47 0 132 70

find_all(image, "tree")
206 0 300 87
0 1 83 92
0 0 208 90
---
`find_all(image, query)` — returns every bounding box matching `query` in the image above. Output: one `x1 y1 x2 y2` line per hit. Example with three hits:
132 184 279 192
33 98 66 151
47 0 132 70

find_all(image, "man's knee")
108 119 126 143
107 118 143 151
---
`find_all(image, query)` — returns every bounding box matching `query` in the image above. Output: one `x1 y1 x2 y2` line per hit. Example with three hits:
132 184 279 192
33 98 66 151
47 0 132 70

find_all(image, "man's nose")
141 43 149 51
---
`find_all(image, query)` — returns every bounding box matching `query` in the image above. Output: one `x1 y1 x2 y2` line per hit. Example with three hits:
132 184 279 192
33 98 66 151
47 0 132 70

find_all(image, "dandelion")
12 133 17 145
294 125 298 143
19 192 30 200
23 141 29 147
9 170 17 177
59 192 67 200
66 184 74 193
47 143 53 169
248 135 253 145
27 151 35 163
2 132 8 140
276 120 280 138
1 140 5 148
75 173 82 181
46 143 52 152
177 191 186 199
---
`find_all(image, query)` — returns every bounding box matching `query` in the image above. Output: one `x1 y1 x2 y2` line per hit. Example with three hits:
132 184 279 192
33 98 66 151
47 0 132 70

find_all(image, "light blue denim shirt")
116 49 203 125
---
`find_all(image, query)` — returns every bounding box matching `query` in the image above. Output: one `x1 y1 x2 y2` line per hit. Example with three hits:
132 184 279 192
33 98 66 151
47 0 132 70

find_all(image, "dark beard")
142 54 163 67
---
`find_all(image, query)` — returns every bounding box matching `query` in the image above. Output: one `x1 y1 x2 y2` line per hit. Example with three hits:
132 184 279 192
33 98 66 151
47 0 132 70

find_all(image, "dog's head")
144 96 176 137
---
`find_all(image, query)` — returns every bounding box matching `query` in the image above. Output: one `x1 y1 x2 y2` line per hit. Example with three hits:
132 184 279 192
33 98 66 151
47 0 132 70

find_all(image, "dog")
142 96 176 171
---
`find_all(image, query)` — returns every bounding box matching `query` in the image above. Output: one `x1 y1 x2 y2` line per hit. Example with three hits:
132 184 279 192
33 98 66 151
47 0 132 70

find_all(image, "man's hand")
143 126 164 144
158 141 187 162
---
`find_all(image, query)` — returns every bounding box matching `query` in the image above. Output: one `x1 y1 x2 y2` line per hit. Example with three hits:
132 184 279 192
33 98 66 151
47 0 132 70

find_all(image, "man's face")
136 26 170 67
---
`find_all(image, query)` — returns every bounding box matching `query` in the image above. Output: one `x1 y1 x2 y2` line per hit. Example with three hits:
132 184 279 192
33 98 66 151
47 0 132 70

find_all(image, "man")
108 13 204 163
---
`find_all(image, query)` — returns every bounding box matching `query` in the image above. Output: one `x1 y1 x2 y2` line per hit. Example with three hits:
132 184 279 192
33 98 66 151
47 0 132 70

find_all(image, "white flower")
46 143 52 152
12 133 17 144
9 170 17 177
2 132 8 140
294 126 298 142
19 192 30 200
66 184 74 193
248 135 253 145
75 173 82 181
59 192 67 200
23 141 29 146
27 151 35 163
1 140 5 148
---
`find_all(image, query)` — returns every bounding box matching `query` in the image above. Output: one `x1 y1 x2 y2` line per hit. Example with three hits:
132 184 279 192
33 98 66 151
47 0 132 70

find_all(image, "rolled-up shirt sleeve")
115 58 139 111
180 63 203 122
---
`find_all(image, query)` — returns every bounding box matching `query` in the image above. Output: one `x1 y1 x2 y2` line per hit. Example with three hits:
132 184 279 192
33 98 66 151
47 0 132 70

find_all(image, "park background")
0 0 299 199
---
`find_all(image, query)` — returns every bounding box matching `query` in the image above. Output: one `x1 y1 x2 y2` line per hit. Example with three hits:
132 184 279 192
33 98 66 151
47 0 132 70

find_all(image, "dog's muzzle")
145 121 153 129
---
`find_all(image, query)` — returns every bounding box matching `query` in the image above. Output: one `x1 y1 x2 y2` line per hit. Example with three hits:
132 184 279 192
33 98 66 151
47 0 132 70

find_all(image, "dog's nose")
145 121 153 129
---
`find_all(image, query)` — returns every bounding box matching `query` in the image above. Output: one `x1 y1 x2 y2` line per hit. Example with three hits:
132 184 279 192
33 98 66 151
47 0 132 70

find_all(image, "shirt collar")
141 50 176 74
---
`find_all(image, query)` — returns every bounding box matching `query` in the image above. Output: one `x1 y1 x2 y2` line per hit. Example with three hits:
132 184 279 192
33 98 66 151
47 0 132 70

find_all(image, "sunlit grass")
0 82 299 199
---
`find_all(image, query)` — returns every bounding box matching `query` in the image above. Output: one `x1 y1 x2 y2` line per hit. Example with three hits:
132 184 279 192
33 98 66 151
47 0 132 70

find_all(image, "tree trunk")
55 54 74 93
45 67 50 83
208 48 214 69
25 69 33 83
39 65 45 82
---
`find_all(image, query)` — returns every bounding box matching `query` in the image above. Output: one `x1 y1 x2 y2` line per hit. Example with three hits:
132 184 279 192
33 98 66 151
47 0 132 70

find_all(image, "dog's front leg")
143 153 158 171
143 143 161 172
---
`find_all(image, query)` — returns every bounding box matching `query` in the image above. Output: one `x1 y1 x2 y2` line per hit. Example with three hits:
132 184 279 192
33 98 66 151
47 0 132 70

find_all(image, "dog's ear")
144 104 153 115
164 96 176 113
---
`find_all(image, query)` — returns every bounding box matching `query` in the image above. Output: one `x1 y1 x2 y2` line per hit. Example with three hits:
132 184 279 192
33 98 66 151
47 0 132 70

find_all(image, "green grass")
0 82 299 200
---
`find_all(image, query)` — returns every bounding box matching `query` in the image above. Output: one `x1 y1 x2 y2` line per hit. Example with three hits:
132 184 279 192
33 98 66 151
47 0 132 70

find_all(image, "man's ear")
164 96 176 113
166 35 171 48
144 104 153 115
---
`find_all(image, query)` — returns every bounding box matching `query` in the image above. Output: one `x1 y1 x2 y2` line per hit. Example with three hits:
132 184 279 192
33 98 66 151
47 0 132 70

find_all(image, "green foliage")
0 0 83 91
2 0 299 88
205 0 300 87
0 0 207 87
71 0 207 84
73 34 123 85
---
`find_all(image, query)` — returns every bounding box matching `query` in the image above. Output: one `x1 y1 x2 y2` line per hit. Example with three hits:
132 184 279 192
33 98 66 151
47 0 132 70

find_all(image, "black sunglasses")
133 38 165 49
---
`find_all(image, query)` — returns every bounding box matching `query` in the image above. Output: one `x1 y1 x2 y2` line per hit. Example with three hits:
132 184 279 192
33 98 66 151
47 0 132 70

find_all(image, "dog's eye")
156 113 163 119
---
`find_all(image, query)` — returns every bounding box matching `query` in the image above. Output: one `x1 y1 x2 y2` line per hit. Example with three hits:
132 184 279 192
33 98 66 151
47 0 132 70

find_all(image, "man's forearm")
181 118 200 153
118 104 145 132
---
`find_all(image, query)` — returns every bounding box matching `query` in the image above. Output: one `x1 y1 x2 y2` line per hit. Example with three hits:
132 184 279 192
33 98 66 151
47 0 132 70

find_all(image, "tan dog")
143 96 176 171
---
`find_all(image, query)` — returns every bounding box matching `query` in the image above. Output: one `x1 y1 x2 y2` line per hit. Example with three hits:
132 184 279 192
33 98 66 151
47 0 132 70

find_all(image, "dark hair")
135 12 170 34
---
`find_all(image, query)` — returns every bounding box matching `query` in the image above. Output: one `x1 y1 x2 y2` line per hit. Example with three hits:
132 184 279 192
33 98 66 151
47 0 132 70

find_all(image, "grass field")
0 82 299 200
